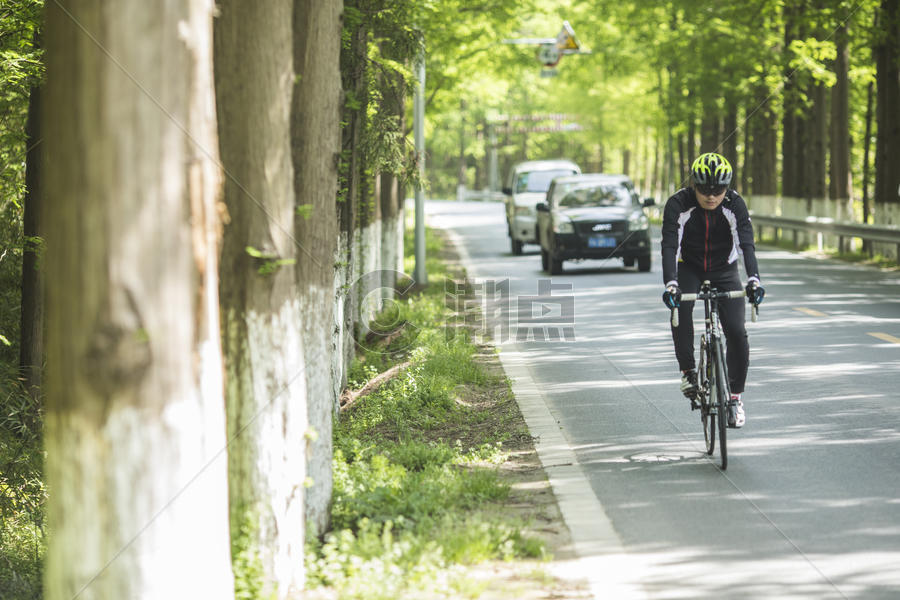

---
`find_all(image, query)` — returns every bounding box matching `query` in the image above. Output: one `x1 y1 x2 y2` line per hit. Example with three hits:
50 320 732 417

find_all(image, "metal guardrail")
750 213 900 256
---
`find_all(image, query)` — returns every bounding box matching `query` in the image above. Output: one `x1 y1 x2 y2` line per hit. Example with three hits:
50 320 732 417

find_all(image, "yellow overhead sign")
556 21 581 51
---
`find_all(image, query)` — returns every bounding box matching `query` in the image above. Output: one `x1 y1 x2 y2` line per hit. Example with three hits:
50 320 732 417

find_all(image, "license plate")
587 236 617 248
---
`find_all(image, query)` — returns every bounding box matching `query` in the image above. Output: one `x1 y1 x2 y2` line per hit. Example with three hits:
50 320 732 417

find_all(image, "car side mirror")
536 202 549 212
502 187 512 196
642 197 655 207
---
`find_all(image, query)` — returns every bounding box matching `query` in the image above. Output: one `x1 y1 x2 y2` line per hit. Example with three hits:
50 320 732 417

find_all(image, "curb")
441 227 648 600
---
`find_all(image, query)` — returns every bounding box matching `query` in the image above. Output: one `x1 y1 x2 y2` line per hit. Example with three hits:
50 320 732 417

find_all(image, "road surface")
426 199 900 600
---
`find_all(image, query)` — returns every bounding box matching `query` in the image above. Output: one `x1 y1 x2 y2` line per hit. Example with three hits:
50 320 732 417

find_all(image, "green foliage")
0 0 42 363
341 0 423 218
0 0 47 584
244 246 296 275
230 510 274 600
0 367 45 600
330 447 509 530
420 0 889 203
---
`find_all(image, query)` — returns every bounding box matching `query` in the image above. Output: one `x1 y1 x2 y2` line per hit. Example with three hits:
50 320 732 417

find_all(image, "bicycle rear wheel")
713 338 729 470
698 336 715 455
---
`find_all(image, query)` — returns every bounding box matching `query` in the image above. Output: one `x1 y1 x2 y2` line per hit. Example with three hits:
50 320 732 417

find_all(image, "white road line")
498 349 649 600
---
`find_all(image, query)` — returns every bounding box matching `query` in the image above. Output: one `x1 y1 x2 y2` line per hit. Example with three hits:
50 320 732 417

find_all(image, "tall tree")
0 0 42 377
42 1 234 598
700 98 721 154
804 0 831 202
747 85 779 195
805 81 829 201
20 75 43 398
214 0 308 595
292 0 343 537
782 0 805 198
874 0 900 207
829 21 852 201
337 1 368 389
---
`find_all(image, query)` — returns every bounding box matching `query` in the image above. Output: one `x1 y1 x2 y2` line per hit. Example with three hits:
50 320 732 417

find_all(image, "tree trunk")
874 0 900 207
687 106 697 163
829 23 851 201
862 80 875 225
749 89 779 196
742 106 752 194
214 0 309 595
293 0 343 538
42 1 234 598
20 80 43 399
336 6 368 391
782 0 803 198
700 97 720 154
380 64 406 281
722 103 738 179
805 82 828 201
458 99 467 190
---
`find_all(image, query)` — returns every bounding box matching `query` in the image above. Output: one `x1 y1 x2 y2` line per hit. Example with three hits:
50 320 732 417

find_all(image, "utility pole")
414 35 427 285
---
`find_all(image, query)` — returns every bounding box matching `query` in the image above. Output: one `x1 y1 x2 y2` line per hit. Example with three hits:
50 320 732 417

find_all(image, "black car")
536 174 655 274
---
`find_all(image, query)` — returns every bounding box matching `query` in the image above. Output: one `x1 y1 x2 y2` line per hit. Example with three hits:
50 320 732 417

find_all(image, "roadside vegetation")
755 231 899 269
304 226 552 599
0 369 44 599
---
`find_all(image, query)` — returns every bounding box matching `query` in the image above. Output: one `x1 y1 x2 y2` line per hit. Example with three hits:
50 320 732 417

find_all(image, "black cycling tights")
670 264 749 394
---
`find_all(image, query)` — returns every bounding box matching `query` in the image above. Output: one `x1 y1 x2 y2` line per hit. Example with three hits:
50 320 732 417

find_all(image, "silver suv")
503 159 581 255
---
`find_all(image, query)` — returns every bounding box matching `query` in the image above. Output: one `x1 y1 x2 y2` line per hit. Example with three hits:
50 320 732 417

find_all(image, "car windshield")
553 182 632 208
515 169 577 193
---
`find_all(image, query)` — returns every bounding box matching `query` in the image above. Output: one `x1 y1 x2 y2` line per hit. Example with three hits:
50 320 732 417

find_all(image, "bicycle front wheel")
699 336 715 455
713 337 729 470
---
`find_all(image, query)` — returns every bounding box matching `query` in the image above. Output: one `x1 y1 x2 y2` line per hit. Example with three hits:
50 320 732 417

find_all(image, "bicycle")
671 281 758 470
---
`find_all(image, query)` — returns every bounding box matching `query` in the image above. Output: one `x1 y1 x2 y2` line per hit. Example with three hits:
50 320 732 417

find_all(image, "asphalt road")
426 199 900 600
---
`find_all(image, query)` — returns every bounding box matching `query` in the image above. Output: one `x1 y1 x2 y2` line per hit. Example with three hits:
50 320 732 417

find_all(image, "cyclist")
660 152 765 428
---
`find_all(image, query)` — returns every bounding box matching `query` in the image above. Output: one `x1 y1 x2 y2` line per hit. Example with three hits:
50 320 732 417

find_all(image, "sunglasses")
696 184 727 196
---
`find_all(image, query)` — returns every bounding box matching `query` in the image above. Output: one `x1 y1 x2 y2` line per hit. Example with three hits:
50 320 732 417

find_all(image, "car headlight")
553 219 574 234
629 212 649 231
514 205 532 217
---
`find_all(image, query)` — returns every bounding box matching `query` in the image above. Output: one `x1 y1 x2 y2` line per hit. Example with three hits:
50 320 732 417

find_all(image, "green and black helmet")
690 152 733 189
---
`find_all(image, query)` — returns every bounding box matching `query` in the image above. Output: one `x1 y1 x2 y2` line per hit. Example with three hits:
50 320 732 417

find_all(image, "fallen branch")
340 361 411 413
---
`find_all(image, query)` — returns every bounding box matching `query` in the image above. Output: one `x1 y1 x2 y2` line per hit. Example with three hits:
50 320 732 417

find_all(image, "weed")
308 226 545 598
231 510 273 600
0 369 44 600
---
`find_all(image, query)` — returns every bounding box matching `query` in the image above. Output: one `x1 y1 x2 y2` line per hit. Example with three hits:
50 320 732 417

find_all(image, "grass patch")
757 233 898 269
829 248 898 269
307 227 546 599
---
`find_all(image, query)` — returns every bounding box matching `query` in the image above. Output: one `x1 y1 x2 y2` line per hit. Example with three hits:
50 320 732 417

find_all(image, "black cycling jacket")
660 187 760 287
